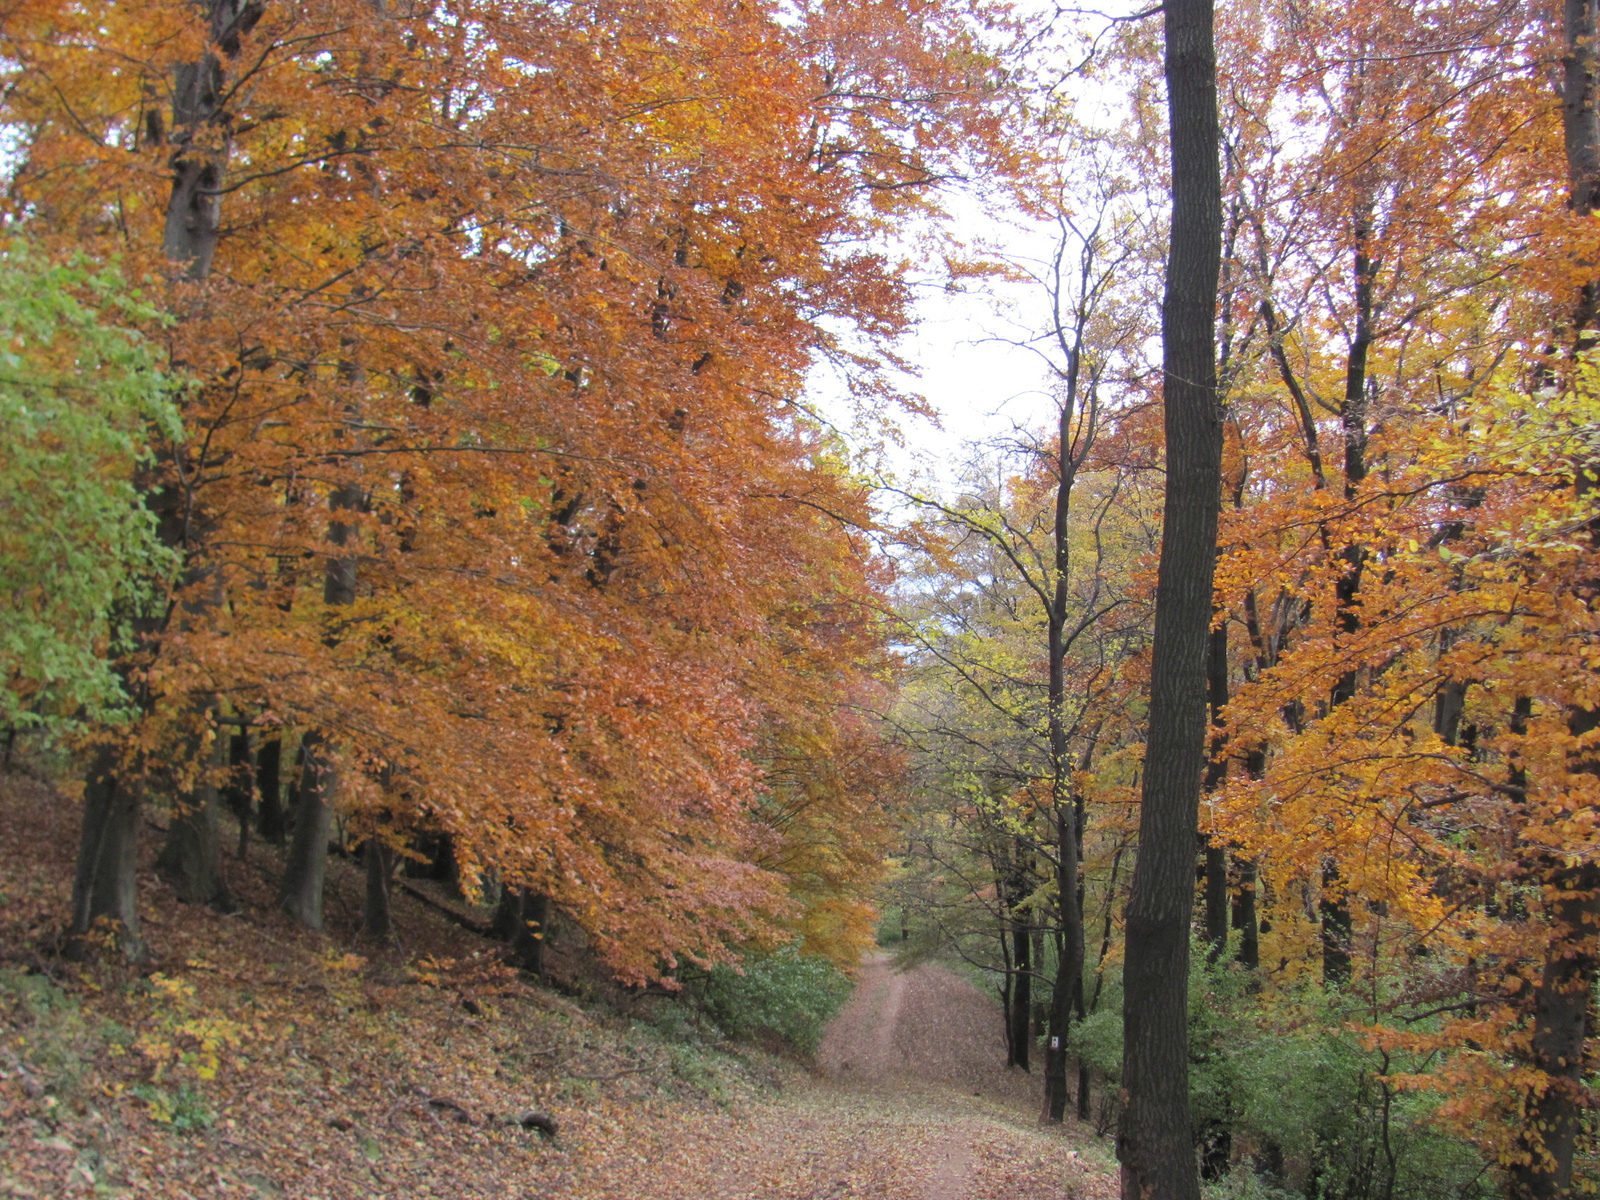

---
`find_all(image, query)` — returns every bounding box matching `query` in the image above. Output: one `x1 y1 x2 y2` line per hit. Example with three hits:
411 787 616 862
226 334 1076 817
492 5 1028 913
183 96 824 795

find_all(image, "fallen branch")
510 1109 559 1137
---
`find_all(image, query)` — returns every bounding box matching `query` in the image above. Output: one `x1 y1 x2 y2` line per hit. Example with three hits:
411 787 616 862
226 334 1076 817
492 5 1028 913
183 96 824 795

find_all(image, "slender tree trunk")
224 730 254 860
1202 621 1230 961
1009 897 1032 1071
363 837 392 939
256 735 285 845
1232 855 1259 970
1045 811 1077 1119
998 905 1017 1064
68 745 145 960
1118 0 1222 1195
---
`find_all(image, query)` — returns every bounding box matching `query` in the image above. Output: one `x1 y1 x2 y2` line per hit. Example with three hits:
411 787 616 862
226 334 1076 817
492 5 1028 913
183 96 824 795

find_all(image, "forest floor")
0 767 1116 1199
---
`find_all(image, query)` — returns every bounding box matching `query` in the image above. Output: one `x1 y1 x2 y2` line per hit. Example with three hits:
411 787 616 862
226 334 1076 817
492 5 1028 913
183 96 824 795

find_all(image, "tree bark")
155 718 234 910
68 744 145 960
278 730 335 929
1231 855 1259 970
1507 8 1600 1193
160 0 261 279
256 735 285 845
1045 805 1082 1119
1507 864 1600 1200
363 837 393 939
1118 0 1222 1195
1008 885 1032 1072
496 888 550 975
223 730 254 859
1040 296 1095 1118
67 0 260 954
278 482 363 928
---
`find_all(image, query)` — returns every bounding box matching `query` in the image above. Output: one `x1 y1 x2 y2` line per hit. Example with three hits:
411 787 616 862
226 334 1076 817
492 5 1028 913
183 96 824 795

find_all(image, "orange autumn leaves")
0 0 1008 978
1196 0 1600 1169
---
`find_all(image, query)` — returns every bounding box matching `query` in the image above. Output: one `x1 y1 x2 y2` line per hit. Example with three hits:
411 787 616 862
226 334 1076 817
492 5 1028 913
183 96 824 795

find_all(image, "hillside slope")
0 771 1113 1199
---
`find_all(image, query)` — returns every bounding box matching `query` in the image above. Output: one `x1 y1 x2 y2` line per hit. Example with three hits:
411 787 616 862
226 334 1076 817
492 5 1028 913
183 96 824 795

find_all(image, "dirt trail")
549 955 1116 1200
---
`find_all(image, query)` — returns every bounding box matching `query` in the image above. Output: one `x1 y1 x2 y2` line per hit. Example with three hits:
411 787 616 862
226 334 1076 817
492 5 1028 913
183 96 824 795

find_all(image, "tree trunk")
1508 6 1600 1194
363 837 393 939
67 0 259 955
496 888 550 975
278 483 364 929
161 0 261 279
156 705 235 910
278 731 335 929
68 744 145 960
1118 0 1222 1196
223 730 254 859
1009 901 1032 1072
256 735 285 845
1507 864 1600 1200
1232 856 1259 970
1046 803 1087 1121
1319 860 1352 985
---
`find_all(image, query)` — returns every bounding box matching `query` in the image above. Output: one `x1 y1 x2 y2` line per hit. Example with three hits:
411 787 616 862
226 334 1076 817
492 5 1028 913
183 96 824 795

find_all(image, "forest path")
550 955 1117 1200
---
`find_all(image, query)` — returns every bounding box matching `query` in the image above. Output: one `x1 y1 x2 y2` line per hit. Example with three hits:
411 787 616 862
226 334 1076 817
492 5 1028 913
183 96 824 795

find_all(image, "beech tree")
1117 0 1222 1197
2 0 1016 977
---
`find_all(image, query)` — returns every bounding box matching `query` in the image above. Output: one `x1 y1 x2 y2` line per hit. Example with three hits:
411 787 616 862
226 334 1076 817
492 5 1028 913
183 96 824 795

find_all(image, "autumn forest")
1 0 1598 1196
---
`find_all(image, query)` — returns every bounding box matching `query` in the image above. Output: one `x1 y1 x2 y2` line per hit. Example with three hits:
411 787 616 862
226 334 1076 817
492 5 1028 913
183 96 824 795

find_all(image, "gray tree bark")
277 482 363 929
278 731 336 929
1117 0 1222 1195
68 745 145 960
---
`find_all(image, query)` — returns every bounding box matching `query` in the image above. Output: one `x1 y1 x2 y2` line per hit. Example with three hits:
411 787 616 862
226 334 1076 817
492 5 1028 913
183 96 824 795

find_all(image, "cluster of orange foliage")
1199 0 1599 1182
0 0 1013 978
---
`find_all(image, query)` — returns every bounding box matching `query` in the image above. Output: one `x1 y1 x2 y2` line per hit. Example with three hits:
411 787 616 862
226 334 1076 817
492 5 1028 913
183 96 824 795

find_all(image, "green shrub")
685 944 852 1058
132 1083 215 1132
1073 942 1495 1200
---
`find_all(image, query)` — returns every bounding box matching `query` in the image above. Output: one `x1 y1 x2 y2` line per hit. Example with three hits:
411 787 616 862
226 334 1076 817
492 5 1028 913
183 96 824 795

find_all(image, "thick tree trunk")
1118 0 1222 1196
157 704 235 910
1510 6 1600 1195
68 745 145 960
1508 865 1600 1200
67 0 261 954
161 0 261 278
278 731 335 929
496 888 550 974
278 483 363 928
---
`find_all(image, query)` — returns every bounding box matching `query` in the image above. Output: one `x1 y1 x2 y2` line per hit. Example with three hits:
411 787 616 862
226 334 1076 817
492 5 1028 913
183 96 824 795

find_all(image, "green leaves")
0 237 183 730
